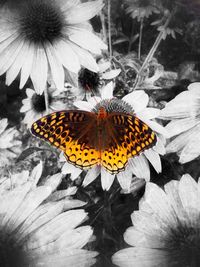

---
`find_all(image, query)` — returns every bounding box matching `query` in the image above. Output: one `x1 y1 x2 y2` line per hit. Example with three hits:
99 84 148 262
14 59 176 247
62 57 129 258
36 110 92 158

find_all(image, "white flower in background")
20 88 68 128
160 82 200 164
0 118 21 168
0 0 106 94
71 58 121 100
112 174 200 267
0 162 97 267
61 82 167 191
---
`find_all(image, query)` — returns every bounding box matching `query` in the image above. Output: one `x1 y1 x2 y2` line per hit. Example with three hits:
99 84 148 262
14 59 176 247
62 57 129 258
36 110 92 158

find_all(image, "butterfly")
31 107 157 174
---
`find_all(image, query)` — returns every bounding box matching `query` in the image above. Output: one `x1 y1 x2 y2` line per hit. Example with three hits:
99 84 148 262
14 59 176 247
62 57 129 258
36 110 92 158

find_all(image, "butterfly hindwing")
100 113 157 174
31 110 100 169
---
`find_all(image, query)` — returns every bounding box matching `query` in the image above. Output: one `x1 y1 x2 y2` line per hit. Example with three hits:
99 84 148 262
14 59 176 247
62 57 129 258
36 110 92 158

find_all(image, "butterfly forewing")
31 110 101 168
100 113 157 174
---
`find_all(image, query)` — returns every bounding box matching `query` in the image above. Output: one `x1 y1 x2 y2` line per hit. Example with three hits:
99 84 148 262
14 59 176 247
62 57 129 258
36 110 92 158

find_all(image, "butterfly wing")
31 110 101 169
100 113 157 174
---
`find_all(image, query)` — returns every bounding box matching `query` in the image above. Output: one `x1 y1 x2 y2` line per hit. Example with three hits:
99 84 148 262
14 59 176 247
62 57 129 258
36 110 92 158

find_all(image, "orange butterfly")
31 106 157 174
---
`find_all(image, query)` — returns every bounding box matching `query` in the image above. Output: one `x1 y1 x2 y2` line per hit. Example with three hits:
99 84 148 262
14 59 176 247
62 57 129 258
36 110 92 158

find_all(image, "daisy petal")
165 117 199 138
130 155 150 181
6 41 29 86
70 43 99 73
179 136 200 164
122 91 148 112
101 81 114 99
136 108 160 120
31 46 48 94
54 40 80 73
74 100 94 111
45 43 64 91
144 149 162 173
20 43 35 89
83 166 101 187
65 0 103 24
102 69 121 80
117 168 132 191
101 168 115 191
69 30 107 55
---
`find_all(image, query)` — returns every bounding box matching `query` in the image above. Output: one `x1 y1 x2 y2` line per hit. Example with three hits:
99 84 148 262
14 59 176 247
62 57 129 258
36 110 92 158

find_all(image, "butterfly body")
31 107 157 174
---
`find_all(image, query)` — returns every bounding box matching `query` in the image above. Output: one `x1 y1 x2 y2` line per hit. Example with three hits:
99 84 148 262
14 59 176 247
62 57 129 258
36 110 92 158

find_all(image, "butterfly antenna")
85 84 100 104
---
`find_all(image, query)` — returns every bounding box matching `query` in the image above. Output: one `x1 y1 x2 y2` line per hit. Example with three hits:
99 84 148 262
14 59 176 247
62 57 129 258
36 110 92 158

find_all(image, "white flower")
112 174 200 267
61 82 167 191
0 0 106 94
20 87 68 128
160 82 200 164
71 58 121 100
0 162 97 267
0 118 21 168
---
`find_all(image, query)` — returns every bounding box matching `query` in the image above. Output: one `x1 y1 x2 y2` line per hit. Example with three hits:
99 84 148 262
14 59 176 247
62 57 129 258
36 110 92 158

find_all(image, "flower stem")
133 12 173 90
107 0 112 60
100 10 107 43
138 17 144 60
128 20 134 53
44 87 49 113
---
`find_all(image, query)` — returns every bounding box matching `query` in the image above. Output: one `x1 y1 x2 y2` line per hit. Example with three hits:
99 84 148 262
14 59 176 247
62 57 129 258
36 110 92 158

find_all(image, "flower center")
93 98 134 114
78 68 100 93
0 230 29 266
31 93 52 113
19 0 64 44
166 224 200 266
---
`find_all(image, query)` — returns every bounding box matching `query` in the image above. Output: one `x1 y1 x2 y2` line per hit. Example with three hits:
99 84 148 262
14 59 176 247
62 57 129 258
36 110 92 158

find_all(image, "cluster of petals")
112 174 200 267
0 162 97 267
160 82 200 163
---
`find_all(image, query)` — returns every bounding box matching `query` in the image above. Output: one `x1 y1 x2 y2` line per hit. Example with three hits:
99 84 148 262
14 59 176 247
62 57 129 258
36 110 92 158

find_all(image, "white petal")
101 168 115 190
153 136 166 155
160 91 199 119
165 117 199 138
70 42 99 72
144 149 161 173
112 247 170 267
164 180 187 222
122 91 148 112
102 69 121 80
20 43 35 89
6 186 52 231
0 37 24 76
0 183 31 227
188 82 200 95
74 100 94 111
166 126 197 153
65 0 103 24
0 118 8 135
30 161 43 187
45 43 64 91
6 41 29 86
136 108 160 120
32 249 97 267
117 168 132 191
130 155 150 181
83 166 100 187
98 61 110 72
27 209 87 249
179 136 200 163
144 182 177 225
54 40 80 73
69 30 107 55
30 46 48 95
26 88 35 98
178 174 200 223
100 81 114 99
